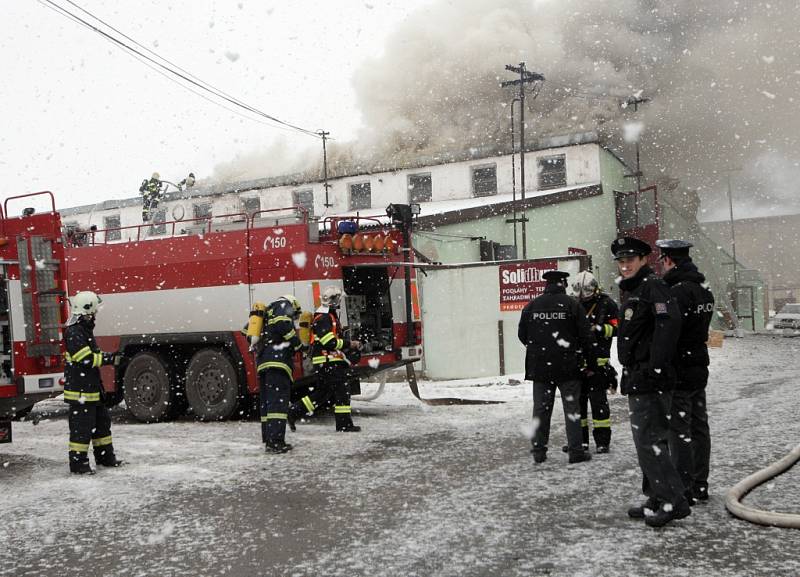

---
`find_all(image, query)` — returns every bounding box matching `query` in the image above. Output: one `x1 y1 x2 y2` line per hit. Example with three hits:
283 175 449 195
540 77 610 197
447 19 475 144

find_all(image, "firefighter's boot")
644 500 692 528
627 497 660 519
69 451 95 475
94 446 123 468
265 440 293 454
334 405 360 432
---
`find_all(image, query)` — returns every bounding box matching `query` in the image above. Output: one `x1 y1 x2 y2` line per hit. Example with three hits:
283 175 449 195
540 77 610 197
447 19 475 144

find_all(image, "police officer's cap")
611 236 652 260
655 238 693 258
542 270 570 282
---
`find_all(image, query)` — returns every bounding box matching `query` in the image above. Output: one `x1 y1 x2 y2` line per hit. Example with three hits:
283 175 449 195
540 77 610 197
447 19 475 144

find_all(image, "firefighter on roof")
248 295 304 454
287 286 362 432
568 271 619 454
64 291 123 475
139 172 163 223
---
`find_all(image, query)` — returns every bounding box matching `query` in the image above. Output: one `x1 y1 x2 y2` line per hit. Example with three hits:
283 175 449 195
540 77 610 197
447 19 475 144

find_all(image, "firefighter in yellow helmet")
63 291 123 474
248 294 303 453
287 286 362 432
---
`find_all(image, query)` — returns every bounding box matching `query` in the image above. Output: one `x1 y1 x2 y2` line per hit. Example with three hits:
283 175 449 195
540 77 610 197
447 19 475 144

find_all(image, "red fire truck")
0 192 70 443
65 203 423 422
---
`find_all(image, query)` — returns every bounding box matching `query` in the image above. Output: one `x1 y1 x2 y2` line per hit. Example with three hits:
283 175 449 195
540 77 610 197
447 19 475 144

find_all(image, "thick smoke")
216 0 800 219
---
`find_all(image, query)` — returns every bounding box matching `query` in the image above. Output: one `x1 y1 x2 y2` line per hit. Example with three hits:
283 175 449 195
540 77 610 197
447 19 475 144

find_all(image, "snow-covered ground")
2 335 800 577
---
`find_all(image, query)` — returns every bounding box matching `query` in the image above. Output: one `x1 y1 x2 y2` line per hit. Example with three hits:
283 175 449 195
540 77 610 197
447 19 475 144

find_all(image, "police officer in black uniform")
571 271 619 453
657 239 715 503
613 237 688 527
64 291 123 474
518 270 598 465
251 295 304 454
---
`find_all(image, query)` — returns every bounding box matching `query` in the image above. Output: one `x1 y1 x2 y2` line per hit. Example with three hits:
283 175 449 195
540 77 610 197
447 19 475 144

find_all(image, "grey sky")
1 0 430 212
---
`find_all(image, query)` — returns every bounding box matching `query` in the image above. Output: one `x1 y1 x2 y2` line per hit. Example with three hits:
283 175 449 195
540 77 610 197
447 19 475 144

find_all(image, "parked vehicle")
772 303 800 330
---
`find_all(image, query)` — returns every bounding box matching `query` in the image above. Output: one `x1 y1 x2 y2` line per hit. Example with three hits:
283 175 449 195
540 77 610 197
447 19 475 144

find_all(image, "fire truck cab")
65 204 422 422
0 192 69 443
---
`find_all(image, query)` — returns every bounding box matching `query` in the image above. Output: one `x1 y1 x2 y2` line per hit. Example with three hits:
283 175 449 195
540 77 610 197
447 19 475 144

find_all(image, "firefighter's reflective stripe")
268 315 292 325
263 413 287 421
301 396 315 413
603 324 614 338
593 418 611 428
69 441 90 453
63 390 101 402
92 352 103 368
312 353 346 365
257 361 292 379
319 332 337 345
70 346 93 363
597 358 610 366
334 405 351 414
283 329 297 340
580 418 588 427
93 435 113 447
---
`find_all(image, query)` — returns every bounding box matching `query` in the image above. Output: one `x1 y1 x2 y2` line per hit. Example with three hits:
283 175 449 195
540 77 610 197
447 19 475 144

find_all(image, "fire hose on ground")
725 442 800 529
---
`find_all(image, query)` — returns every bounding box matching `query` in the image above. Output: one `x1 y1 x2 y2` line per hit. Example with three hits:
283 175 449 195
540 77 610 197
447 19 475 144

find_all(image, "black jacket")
617 265 681 395
256 299 302 381
663 260 715 390
310 306 350 369
63 316 114 404
518 284 598 383
581 292 619 361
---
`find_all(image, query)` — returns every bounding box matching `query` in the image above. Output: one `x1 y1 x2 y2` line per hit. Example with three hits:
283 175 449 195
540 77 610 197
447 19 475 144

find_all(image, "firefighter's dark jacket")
581 292 619 360
518 283 599 383
617 265 681 395
311 306 349 367
256 299 302 380
63 316 114 404
139 178 161 197
663 260 715 390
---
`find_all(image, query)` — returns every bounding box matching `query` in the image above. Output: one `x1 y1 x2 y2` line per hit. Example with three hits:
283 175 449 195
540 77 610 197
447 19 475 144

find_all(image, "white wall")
63 143 604 238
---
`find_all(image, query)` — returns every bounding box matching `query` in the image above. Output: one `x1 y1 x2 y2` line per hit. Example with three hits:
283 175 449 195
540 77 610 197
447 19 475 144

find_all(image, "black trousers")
260 369 291 444
579 380 612 448
289 363 354 429
68 402 115 467
669 388 711 497
142 195 159 221
532 380 583 456
628 392 687 506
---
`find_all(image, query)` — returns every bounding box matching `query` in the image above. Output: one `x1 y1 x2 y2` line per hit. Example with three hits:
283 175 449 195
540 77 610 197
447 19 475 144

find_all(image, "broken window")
408 173 432 203
293 189 315 216
472 164 497 197
349 182 371 210
538 154 567 189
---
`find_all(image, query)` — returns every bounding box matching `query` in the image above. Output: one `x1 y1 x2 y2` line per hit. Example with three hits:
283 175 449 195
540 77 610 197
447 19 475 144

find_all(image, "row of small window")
345 154 567 211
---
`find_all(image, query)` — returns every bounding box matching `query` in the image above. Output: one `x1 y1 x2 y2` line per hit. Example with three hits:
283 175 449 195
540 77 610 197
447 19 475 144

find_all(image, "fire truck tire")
184 349 240 421
123 352 174 422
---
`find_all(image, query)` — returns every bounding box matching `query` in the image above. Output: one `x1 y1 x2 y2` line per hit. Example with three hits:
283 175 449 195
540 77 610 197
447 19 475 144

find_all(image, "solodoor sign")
499 260 557 311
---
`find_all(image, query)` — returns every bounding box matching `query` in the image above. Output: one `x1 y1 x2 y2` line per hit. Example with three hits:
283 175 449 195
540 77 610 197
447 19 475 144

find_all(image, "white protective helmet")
151 172 160 180
320 286 343 307
280 294 302 318
69 291 102 316
572 271 599 301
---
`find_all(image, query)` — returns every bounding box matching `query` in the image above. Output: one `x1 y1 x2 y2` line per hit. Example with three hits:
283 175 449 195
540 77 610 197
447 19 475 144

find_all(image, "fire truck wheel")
123 352 174 423
184 349 240 421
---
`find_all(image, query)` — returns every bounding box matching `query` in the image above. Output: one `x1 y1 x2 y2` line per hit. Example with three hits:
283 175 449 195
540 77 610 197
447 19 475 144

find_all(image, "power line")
39 0 321 138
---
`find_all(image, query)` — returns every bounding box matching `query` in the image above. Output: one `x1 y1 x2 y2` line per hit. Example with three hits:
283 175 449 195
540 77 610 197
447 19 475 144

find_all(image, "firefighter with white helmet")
64 291 123 474
248 294 304 453
287 285 362 432
138 171 163 223
567 270 619 454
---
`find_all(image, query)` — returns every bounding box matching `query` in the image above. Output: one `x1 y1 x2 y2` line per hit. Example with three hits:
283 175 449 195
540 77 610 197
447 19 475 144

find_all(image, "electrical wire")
38 0 321 138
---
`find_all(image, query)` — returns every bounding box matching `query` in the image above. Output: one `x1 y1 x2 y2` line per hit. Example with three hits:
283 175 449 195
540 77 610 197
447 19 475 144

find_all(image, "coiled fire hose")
725 443 800 528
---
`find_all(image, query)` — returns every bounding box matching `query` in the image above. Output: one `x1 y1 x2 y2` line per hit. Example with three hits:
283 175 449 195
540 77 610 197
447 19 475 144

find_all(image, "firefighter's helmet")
69 291 103 316
572 271 598 301
321 286 343 307
151 172 160 181
281 294 302 318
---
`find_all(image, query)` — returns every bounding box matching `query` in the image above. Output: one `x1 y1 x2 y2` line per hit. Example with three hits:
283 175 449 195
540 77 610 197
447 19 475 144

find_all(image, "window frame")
537 154 567 190
407 173 433 203
149 209 167 236
292 189 315 217
349 181 372 211
103 215 121 241
471 163 498 197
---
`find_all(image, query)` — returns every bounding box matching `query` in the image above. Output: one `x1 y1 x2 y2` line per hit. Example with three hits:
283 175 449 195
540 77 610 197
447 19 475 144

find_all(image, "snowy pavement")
2 335 800 577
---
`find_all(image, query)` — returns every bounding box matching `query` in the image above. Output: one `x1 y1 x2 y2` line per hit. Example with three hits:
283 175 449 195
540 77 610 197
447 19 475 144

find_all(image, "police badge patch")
624 308 634 320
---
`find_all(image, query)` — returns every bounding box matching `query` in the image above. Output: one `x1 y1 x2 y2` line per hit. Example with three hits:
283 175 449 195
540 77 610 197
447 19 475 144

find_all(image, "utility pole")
319 130 332 208
724 167 743 332
505 98 519 255
502 63 544 259
622 95 650 194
